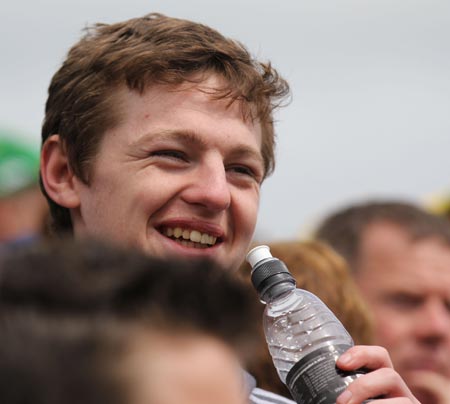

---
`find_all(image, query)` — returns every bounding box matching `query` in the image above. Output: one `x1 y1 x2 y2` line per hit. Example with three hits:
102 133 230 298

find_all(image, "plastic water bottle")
246 245 371 404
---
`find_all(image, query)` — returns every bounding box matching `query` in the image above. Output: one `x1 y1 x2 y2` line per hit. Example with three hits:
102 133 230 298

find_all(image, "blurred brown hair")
239 240 374 398
0 238 260 404
315 200 450 270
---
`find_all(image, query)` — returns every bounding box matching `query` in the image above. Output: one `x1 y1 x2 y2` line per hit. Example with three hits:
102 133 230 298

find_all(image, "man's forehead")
112 73 260 119
358 224 450 279
106 78 262 146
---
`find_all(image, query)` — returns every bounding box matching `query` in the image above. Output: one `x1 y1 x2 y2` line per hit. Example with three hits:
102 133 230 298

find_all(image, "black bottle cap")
247 245 296 302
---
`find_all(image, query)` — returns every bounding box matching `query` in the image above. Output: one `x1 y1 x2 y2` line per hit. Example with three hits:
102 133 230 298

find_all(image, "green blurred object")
0 130 40 197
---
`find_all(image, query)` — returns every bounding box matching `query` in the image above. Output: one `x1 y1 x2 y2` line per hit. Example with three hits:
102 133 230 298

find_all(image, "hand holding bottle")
335 345 420 403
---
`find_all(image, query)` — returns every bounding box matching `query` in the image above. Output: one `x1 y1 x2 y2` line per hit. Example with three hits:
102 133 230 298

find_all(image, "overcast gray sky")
1 0 449 240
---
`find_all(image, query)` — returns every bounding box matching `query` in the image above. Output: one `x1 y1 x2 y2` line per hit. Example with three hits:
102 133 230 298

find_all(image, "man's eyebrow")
227 147 264 168
133 129 207 148
133 129 264 166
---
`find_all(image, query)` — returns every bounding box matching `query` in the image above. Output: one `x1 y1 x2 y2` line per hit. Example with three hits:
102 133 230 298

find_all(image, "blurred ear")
40 135 81 208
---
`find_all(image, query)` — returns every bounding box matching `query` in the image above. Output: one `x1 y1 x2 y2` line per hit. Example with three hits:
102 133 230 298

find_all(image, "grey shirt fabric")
244 371 295 404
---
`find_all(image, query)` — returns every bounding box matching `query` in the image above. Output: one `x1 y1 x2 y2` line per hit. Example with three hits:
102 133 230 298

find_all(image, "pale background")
1 0 449 241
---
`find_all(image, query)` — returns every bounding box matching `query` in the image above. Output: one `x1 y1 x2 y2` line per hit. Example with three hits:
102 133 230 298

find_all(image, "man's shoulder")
249 387 296 404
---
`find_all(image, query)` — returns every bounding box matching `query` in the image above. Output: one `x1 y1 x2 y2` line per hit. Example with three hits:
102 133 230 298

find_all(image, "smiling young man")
44 76 263 271
39 13 420 404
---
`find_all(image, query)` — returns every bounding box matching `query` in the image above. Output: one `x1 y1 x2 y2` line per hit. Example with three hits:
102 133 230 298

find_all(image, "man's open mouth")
160 227 218 248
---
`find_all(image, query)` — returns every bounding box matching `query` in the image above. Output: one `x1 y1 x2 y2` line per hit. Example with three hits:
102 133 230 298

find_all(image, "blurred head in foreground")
0 239 259 404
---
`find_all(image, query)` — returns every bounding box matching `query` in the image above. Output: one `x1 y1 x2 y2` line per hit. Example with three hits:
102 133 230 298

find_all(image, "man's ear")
40 135 81 208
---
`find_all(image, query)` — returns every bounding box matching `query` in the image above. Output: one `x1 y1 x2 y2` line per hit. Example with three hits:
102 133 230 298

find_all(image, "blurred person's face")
125 332 248 404
355 222 450 403
60 74 263 271
0 187 48 243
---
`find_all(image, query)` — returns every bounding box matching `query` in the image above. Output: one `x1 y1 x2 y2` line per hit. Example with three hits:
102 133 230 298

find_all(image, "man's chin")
404 369 450 404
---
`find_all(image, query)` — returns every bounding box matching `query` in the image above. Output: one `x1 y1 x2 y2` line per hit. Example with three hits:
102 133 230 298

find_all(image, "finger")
336 367 420 404
336 345 393 371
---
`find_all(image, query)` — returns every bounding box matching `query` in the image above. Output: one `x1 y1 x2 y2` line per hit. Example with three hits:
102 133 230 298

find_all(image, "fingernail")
337 389 352 404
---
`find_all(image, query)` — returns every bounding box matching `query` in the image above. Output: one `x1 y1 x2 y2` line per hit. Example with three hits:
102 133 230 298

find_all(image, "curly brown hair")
40 13 290 234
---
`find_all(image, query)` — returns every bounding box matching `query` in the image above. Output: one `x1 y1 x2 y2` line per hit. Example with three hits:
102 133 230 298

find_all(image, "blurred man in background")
315 200 450 404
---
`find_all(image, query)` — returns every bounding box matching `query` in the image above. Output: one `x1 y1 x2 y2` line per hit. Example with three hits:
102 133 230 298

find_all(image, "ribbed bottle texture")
265 288 353 383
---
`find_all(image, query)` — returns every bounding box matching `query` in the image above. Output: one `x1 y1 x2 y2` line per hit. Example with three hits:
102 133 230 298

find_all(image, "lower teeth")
174 238 209 248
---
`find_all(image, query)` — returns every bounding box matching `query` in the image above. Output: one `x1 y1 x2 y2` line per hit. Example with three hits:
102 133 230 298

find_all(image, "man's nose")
182 158 231 212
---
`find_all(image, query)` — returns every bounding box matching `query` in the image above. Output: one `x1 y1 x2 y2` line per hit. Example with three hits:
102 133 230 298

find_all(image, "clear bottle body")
264 288 354 383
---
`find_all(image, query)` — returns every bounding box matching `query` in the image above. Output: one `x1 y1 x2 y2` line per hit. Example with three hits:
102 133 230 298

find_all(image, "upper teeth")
163 227 217 246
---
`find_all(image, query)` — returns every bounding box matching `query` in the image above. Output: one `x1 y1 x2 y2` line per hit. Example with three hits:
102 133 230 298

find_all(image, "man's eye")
228 165 262 183
150 150 187 161
386 294 422 310
444 300 450 313
231 166 253 175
